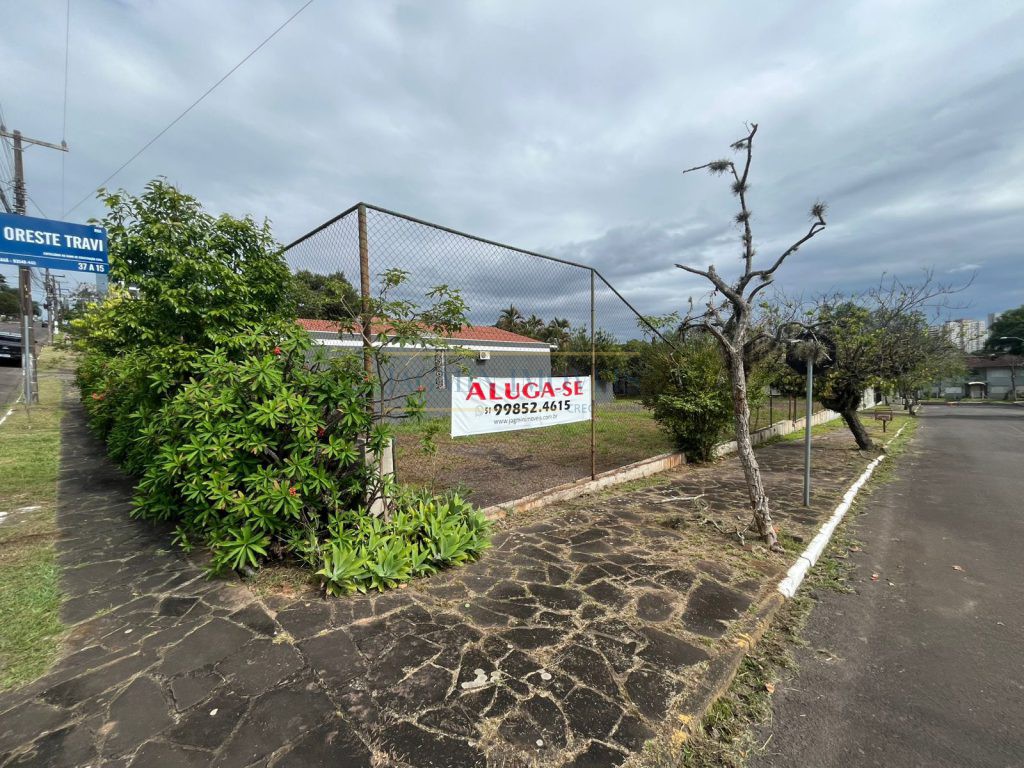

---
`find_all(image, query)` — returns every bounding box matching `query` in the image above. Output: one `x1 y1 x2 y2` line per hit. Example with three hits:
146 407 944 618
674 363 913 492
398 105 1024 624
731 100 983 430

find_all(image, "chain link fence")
284 204 817 509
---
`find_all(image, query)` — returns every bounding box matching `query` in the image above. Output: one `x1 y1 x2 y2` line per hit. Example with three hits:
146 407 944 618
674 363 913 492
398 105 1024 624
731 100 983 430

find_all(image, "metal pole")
803 357 813 507
45 269 53 342
357 204 372 379
590 269 597 481
12 130 36 403
22 314 32 405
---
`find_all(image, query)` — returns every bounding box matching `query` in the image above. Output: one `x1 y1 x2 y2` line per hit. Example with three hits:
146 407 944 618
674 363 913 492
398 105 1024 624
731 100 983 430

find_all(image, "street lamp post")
786 339 815 507
803 356 814 507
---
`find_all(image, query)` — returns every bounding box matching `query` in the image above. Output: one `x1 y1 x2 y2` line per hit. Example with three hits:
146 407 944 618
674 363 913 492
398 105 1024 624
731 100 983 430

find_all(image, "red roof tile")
296 318 546 345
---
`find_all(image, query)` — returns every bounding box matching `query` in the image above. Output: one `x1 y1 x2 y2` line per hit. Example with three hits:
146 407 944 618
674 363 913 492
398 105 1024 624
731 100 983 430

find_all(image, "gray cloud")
2 0 1022 322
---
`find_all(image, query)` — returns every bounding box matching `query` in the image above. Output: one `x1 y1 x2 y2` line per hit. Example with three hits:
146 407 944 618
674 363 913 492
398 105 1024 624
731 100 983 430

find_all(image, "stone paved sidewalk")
0 403 879 767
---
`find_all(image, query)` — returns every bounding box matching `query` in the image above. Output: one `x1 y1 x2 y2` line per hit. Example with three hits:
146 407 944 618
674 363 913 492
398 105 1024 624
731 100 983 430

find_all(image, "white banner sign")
451 376 591 437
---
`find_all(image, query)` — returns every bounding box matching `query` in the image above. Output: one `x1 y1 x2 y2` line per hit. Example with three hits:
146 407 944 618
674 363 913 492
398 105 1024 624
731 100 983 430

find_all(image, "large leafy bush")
74 181 489 587
640 333 735 462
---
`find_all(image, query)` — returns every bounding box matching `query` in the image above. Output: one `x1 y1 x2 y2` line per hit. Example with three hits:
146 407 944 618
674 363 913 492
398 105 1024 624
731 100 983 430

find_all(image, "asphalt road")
0 362 22 406
0 320 46 407
752 404 1024 768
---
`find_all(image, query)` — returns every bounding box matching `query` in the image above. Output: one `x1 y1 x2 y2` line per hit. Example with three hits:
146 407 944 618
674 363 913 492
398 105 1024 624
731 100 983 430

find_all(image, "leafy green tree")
61 284 102 325
75 179 292 357
543 317 572 347
814 279 964 448
291 270 360 321
496 305 524 332
983 305 1024 400
984 306 1024 355
0 285 18 316
550 327 622 382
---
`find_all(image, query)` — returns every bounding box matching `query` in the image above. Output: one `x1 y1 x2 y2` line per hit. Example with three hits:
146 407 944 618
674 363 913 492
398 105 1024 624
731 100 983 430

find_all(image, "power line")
29 195 49 219
0 102 13 184
61 0 72 217
65 0 316 216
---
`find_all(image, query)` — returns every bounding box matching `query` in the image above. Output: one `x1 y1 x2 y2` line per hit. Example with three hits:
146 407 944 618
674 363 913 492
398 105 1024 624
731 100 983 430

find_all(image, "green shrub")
316 491 490 595
640 333 734 462
72 180 490 590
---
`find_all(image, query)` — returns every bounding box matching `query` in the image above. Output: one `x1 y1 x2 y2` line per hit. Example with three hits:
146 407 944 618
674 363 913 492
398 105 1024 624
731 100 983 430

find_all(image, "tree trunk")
841 408 874 450
727 353 780 551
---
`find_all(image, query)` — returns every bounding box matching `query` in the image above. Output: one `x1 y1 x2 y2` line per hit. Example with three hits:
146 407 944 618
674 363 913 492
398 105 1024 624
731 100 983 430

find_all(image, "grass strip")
0 355 66 690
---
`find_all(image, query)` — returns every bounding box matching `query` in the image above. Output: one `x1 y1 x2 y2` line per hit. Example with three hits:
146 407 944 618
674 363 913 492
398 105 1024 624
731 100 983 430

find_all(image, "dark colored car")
0 332 22 365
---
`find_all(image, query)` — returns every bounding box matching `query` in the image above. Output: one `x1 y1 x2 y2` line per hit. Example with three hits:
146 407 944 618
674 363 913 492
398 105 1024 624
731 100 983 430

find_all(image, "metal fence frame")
284 202 676 497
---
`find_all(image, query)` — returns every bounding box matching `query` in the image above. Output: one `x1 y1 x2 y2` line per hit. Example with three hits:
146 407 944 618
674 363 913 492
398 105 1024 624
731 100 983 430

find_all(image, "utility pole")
1 125 69 403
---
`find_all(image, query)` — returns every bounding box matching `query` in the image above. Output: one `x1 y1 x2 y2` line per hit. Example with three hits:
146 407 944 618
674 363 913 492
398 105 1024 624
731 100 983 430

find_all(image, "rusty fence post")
357 204 372 379
590 268 597 481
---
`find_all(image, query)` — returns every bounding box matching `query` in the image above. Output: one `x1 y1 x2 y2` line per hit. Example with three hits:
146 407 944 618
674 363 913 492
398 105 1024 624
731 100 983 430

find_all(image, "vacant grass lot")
0 352 66 690
396 397 826 508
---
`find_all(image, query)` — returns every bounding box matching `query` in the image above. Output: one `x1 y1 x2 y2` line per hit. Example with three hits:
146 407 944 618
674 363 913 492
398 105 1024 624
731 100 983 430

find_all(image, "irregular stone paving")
0 404 877 767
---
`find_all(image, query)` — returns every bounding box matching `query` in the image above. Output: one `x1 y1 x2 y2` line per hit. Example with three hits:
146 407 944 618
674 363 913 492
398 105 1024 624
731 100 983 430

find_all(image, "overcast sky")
2 0 1021 328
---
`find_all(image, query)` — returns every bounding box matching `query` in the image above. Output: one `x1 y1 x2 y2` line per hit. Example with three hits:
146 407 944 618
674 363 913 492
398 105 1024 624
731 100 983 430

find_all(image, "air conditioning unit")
477 350 491 361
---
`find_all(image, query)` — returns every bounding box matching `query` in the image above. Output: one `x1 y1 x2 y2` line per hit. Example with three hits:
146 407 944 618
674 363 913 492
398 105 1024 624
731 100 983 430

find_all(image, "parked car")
0 331 22 365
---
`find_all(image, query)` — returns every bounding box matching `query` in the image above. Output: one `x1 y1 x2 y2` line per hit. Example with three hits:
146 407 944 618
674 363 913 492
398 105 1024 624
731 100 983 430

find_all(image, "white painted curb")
776 423 907 599
0 395 23 428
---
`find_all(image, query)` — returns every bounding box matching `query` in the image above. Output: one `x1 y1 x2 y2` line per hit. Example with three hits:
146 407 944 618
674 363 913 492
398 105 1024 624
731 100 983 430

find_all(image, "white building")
932 318 988 353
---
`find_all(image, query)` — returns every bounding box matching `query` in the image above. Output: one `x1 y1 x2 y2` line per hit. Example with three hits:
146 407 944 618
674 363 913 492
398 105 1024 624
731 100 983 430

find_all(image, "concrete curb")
777 423 906 598
0 394 23 428
675 591 785 739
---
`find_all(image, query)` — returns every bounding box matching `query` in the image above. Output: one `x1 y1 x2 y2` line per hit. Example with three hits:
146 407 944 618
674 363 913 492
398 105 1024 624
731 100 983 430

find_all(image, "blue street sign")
0 212 109 274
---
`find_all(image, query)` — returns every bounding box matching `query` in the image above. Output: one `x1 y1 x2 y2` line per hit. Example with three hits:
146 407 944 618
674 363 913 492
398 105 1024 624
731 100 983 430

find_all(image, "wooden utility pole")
1 125 69 402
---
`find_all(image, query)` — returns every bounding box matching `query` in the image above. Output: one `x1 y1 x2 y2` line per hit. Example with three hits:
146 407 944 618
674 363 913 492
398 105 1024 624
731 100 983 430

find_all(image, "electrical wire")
29 196 49 219
65 0 316 216
61 0 72 217
0 102 13 185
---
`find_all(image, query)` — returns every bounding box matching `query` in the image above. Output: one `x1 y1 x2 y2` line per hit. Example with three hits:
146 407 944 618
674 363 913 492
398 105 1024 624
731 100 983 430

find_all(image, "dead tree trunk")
726 351 778 549
676 122 827 550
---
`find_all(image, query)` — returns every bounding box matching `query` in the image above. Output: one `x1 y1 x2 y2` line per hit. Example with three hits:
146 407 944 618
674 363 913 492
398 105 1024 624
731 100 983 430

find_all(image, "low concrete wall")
480 404 865 521
480 450 686 520
713 408 843 458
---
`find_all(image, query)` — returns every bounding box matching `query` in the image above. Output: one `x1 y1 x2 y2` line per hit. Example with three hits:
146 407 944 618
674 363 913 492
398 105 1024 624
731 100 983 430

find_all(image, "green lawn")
0 352 65 690
394 398 825 507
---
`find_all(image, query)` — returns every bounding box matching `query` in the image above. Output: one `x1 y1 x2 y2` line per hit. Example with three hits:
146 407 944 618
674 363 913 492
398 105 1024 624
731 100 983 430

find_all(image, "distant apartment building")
930 318 988 353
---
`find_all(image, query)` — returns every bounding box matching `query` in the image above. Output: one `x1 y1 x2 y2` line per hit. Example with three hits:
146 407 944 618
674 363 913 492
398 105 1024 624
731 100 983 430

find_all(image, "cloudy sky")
2 0 1022 329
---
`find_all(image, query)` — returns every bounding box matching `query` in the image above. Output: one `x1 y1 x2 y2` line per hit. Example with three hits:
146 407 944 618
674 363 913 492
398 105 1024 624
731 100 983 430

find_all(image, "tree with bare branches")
813 273 968 449
677 123 827 551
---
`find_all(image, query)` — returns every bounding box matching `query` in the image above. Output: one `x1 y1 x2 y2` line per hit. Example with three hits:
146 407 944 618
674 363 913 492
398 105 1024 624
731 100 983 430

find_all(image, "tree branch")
748 205 827 282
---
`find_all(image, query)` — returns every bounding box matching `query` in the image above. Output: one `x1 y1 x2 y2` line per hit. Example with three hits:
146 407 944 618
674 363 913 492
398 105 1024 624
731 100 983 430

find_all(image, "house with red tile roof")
297 318 555 414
